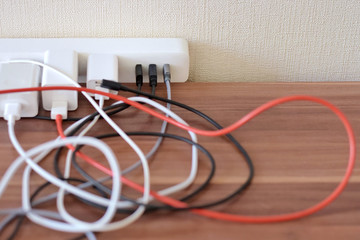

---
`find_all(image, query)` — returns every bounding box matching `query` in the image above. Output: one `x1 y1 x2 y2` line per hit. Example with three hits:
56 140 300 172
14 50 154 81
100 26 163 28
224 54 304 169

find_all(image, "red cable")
1 86 356 223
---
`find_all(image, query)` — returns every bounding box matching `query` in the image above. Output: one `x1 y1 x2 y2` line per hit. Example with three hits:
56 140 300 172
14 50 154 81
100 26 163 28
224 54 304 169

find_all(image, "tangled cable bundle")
0 61 356 239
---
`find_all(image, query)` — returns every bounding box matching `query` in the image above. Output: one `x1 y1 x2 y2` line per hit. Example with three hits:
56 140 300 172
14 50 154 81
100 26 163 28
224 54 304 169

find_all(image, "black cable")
3 178 100 240
53 131 215 213
137 84 142 92
52 84 254 210
69 132 215 211
99 80 255 209
5 215 25 240
46 81 253 210
69 234 88 240
33 115 81 121
33 102 131 122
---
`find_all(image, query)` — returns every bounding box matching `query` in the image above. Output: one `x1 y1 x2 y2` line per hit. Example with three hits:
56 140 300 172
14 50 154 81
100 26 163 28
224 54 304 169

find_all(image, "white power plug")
87 54 118 100
41 50 78 119
0 63 40 121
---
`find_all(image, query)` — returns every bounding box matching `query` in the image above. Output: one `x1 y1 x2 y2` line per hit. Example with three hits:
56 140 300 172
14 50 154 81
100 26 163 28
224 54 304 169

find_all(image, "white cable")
0 115 98 207
0 60 151 230
0 138 118 232
6 113 113 208
0 59 151 207
1 87 197 212
6 124 122 207
17 94 196 208
23 163 144 232
23 159 145 232
13 136 146 232
2 115 149 232
0 93 196 232
85 232 97 240
3 117 141 232
0 60 194 233
6 116 122 232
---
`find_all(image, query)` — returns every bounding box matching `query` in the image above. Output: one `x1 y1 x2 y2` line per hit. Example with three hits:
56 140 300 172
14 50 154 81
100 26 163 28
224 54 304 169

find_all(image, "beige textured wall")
0 0 359 82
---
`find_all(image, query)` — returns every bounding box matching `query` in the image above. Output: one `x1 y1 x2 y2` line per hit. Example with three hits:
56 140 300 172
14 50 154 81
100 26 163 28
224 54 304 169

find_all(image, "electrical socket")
0 38 189 83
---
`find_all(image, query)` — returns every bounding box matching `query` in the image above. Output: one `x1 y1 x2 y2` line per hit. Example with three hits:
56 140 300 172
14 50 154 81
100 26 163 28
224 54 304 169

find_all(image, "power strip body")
0 38 189 83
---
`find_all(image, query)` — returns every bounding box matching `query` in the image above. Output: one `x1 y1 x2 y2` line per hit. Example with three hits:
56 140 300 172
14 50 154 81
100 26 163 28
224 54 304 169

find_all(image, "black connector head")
135 64 143 87
148 64 157 87
101 79 122 91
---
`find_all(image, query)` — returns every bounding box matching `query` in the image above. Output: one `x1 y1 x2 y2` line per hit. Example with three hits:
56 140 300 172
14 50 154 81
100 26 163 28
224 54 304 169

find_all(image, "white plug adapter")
41 50 78 119
0 63 40 120
87 54 118 100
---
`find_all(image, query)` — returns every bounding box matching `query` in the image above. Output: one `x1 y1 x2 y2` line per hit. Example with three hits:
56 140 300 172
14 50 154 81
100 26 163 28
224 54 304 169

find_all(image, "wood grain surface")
0 82 359 240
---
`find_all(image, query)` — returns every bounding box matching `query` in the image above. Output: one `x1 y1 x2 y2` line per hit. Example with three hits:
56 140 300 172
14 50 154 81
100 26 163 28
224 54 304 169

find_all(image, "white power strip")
0 38 189 83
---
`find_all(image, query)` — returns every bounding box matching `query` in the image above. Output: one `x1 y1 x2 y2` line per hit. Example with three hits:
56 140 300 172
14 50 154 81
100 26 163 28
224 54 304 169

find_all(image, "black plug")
148 64 157 87
101 79 122 91
135 64 143 88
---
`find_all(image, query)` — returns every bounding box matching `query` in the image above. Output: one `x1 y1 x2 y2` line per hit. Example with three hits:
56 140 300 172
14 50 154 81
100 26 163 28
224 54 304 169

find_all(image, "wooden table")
0 82 359 240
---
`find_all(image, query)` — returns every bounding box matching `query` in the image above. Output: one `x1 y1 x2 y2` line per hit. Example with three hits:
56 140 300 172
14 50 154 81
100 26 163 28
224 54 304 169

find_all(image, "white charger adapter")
0 63 41 121
42 50 78 119
87 54 119 100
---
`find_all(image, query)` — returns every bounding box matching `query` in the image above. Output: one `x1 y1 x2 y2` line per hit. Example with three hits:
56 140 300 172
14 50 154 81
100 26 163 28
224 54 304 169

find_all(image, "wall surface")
0 0 359 82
